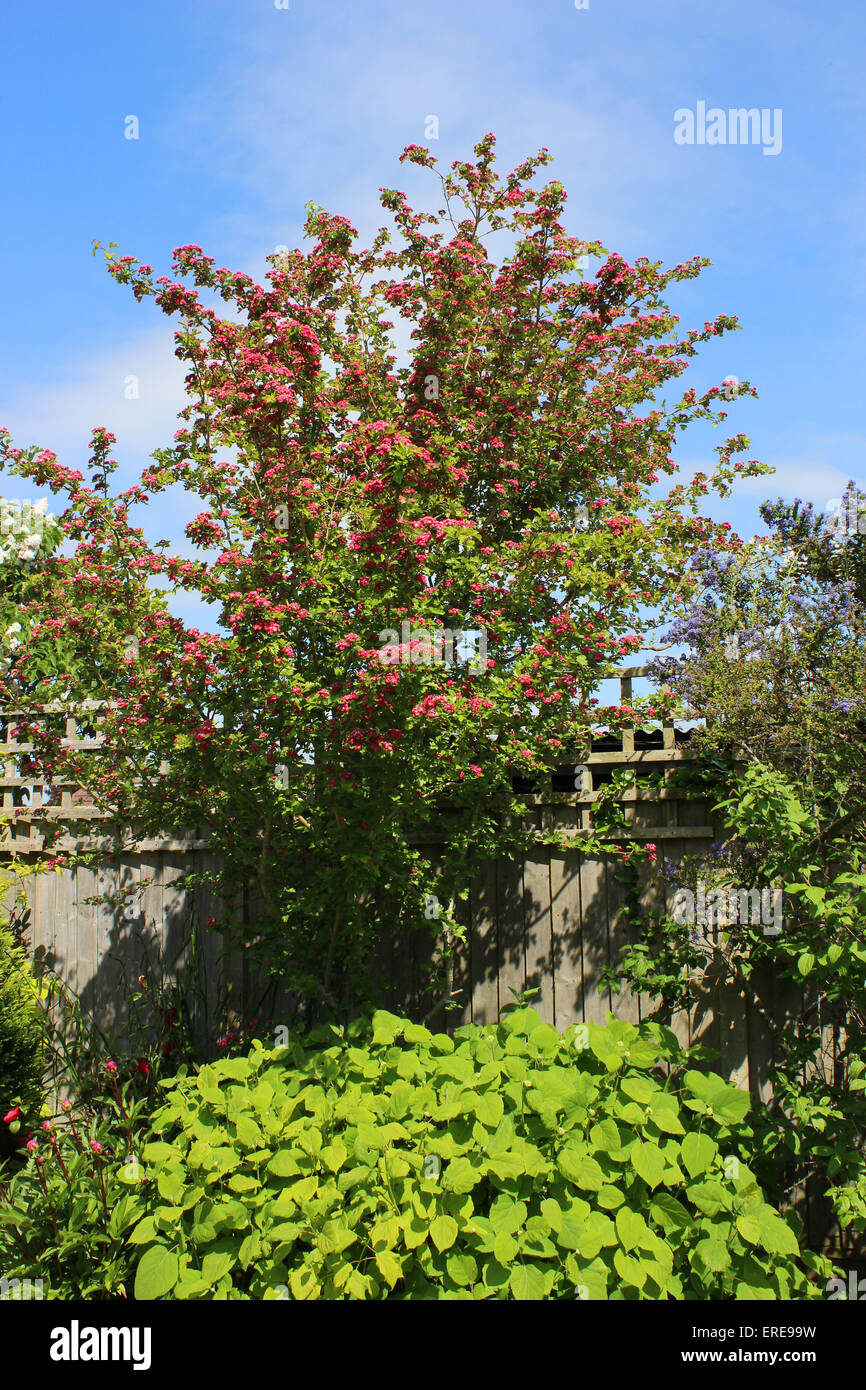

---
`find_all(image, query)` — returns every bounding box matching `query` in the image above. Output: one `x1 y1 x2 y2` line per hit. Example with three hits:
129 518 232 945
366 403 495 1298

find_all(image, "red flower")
137 1059 150 1077
2 1106 21 1125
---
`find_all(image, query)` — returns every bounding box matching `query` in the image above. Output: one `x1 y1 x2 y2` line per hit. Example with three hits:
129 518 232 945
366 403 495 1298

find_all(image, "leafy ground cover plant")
120 1008 830 1300
0 133 769 1017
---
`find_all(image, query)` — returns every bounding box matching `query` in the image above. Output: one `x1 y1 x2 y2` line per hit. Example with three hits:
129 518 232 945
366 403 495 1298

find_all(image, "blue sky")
0 0 863 646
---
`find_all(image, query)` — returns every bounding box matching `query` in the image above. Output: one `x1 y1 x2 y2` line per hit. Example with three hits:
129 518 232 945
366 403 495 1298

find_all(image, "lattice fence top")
0 666 701 853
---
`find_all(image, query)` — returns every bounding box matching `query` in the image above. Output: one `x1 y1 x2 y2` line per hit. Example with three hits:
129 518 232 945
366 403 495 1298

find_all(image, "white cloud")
0 324 187 477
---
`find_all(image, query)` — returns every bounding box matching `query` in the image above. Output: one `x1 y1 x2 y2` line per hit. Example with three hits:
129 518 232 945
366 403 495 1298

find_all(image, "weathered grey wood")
193 850 226 1056
605 847 639 1024
161 854 191 979
523 850 554 1024
550 805 584 1031
497 856 525 1013
746 963 776 1107
139 851 165 988
579 848 609 1025
32 862 57 978
51 861 73 999
92 858 120 1037
74 864 97 1001
470 856 499 1026
714 973 751 1092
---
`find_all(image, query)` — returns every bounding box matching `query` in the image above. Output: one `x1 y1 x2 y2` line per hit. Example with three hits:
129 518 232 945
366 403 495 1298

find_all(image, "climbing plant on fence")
613 487 866 1241
0 133 770 1017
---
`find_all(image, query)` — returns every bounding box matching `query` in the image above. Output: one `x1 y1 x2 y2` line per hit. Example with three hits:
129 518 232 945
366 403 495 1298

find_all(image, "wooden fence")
0 671 852 1252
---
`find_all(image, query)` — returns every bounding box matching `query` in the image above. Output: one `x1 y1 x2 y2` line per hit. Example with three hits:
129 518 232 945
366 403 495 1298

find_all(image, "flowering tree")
0 135 765 1017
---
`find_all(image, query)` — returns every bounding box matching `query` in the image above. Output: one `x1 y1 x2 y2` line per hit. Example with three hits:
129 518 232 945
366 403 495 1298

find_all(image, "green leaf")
235 1115 263 1148
695 1237 731 1273
482 1258 511 1292
615 1207 648 1252
375 1248 403 1287
613 1249 646 1289
239 1232 262 1268
267 1149 301 1178
631 1141 666 1190
757 1209 800 1257
157 1169 185 1205
430 1215 458 1251
589 1118 622 1153
620 1075 658 1105
441 1156 483 1193
650 1189 692 1234
596 1185 625 1211
201 1248 236 1287
509 1263 548 1300
141 1141 175 1163
134 1244 179 1300
736 1213 763 1245
289 1265 319 1301
128 1216 158 1246
317 1220 357 1255
475 1091 505 1128
489 1197 527 1236
446 1252 477 1287
494 1230 520 1263
735 1280 777 1300
573 1210 617 1259
558 1148 605 1190
371 1010 404 1046
713 1089 751 1124
228 1173 259 1193
687 1179 733 1218
680 1131 717 1178
320 1138 348 1173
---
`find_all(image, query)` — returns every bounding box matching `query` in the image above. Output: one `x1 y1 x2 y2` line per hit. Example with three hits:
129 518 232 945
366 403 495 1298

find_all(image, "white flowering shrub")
0 497 60 683
0 498 50 568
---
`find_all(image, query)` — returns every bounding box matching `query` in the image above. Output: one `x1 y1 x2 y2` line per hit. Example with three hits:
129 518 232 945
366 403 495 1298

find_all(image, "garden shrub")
637 491 866 1238
0 919 45 1153
125 1009 831 1300
0 1055 165 1298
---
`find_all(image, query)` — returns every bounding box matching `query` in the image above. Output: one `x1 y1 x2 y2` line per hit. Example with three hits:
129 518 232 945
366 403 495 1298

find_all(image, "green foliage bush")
0 919 44 1146
639 495 866 1235
125 1009 830 1300
0 936 241 1299
0 1048 183 1298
